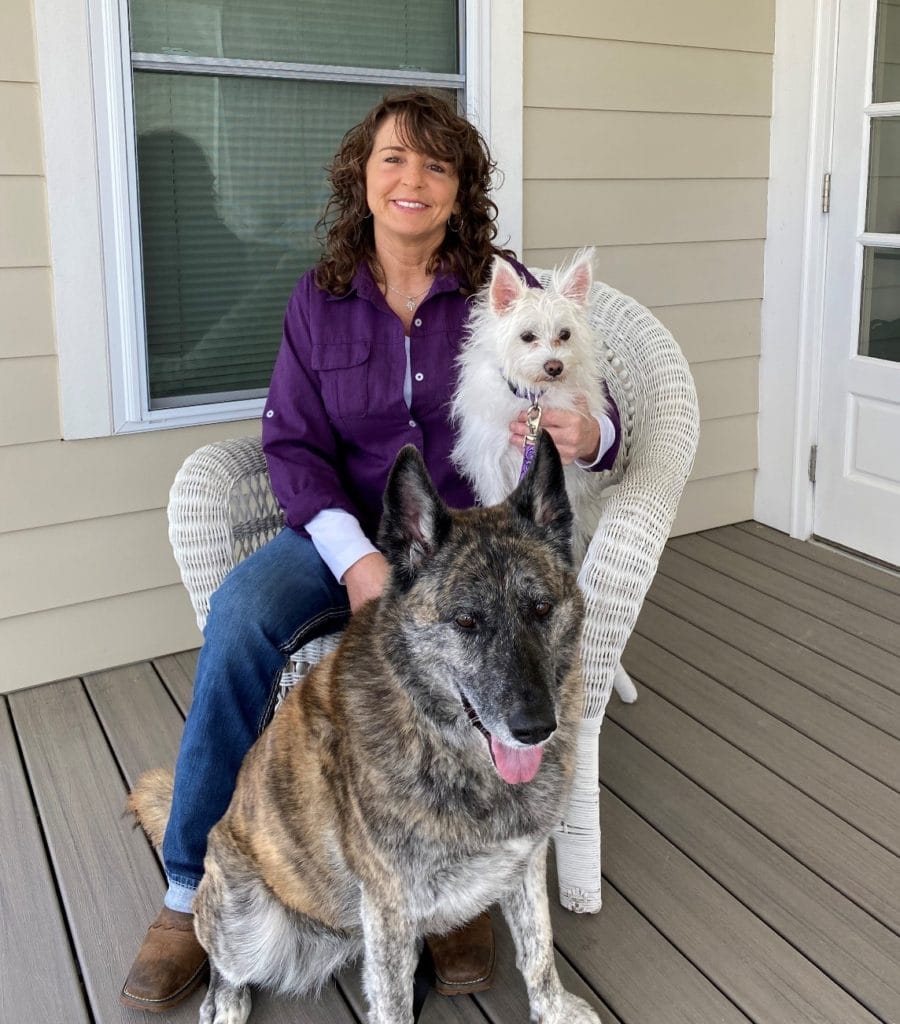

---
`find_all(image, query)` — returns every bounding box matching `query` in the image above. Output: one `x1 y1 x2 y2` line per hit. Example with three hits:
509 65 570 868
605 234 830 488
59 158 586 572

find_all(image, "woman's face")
365 114 460 254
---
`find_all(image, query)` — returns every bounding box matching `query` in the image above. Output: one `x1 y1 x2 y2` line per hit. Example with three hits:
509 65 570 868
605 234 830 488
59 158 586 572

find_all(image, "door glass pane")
873 0 900 102
859 246 900 362
864 118 900 232
129 0 459 74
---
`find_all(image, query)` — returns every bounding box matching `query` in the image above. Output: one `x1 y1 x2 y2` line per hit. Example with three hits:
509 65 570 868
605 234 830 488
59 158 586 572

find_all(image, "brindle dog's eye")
533 600 552 618
455 613 477 631
520 331 536 343
558 328 571 341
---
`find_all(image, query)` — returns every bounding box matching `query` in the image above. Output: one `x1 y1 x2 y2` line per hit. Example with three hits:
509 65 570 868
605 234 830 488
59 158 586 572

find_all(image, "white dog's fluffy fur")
451 248 611 565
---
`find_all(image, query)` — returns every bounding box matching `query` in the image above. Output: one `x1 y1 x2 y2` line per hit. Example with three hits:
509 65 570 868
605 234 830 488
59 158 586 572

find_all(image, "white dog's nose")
543 360 564 378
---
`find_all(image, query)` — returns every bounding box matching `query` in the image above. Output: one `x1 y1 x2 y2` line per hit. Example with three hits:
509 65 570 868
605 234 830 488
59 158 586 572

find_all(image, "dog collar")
504 375 545 404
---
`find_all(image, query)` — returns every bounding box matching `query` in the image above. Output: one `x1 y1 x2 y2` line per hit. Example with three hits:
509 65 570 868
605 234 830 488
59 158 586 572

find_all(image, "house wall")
522 0 774 534
2 0 774 693
0 0 258 693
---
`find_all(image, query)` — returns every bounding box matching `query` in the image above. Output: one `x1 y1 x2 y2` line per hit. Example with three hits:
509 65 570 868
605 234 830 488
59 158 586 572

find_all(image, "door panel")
816 0 900 567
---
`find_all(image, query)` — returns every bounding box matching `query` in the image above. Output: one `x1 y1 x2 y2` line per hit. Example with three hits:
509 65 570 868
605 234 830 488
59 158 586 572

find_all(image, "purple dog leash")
518 403 543 481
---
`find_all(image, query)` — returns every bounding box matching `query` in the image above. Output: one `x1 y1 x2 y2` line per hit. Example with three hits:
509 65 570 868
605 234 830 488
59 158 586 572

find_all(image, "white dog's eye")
520 331 536 343
558 328 571 341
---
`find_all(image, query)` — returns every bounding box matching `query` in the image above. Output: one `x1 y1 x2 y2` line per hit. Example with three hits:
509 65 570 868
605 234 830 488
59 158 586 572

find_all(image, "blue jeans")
162 528 350 912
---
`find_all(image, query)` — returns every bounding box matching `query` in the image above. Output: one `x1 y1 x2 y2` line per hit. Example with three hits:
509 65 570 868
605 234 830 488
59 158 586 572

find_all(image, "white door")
817 0 900 567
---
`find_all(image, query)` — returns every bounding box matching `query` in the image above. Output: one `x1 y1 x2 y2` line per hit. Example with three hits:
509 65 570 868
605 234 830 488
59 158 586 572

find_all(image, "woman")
121 91 618 1013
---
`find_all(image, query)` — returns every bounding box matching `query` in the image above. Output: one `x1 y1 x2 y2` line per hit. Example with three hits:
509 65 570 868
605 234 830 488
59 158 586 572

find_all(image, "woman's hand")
509 395 600 465
344 551 390 612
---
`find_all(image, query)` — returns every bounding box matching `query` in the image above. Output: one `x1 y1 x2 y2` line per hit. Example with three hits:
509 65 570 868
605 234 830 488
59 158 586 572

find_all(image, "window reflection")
859 247 900 362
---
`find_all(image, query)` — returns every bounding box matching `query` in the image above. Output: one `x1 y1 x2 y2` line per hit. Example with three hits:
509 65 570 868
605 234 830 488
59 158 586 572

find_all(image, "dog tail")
127 767 175 848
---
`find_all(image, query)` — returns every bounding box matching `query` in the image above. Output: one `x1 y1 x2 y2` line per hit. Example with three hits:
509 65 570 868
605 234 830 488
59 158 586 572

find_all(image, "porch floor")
4 522 900 1024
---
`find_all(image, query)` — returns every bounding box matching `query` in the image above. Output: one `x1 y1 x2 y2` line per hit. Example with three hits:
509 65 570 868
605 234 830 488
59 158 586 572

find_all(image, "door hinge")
808 444 818 483
822 172 831 214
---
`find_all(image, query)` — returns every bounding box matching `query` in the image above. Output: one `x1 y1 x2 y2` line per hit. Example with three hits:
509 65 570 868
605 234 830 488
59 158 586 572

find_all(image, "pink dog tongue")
490 736 544 784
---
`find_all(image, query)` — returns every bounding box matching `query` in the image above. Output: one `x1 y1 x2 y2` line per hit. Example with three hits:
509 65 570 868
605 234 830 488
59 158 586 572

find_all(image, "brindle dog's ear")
379 445 453 587
508 431 574 563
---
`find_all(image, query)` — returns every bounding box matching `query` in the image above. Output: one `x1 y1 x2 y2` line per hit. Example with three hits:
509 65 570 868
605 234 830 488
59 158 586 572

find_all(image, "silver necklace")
385 280 432 312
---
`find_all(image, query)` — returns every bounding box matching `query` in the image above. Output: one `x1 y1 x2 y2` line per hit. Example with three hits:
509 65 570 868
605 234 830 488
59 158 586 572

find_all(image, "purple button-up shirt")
262 260 619 542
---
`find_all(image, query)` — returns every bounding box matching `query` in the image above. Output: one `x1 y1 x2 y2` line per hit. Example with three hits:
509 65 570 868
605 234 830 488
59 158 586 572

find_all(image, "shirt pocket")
310 338 371 420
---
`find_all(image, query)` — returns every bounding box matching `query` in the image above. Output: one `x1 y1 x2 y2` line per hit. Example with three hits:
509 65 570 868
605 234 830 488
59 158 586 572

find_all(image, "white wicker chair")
167 275 699 913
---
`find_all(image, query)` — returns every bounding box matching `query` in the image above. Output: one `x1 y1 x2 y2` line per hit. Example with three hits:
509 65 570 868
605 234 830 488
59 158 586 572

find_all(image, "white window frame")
34 0 523 438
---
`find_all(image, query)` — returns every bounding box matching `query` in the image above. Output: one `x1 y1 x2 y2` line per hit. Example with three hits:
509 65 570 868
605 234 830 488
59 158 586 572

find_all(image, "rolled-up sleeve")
262 280 361 531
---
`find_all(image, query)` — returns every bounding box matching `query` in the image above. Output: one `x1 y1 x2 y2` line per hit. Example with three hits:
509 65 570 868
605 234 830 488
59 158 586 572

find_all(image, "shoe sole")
119 959 209 1013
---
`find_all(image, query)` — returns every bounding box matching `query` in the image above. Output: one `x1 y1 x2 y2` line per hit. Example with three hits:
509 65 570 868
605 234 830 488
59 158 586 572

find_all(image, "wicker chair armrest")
532 272 700 719
578 452 691 717
168 436 279 631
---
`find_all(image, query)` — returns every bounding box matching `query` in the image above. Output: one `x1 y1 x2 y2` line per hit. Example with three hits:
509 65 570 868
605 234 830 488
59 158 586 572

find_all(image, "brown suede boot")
120 906 208 1012
425 910 496 996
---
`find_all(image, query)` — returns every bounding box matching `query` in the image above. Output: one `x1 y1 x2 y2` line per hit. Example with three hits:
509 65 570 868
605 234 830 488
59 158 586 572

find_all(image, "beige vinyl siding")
0 588 201 696
523 0 774 535
0 1 258 692
524 0 774 53
0 268 55 358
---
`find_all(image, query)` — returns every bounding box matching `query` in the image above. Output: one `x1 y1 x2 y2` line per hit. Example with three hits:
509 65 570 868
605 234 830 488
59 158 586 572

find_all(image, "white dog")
451 248 612 564
451 248 638 705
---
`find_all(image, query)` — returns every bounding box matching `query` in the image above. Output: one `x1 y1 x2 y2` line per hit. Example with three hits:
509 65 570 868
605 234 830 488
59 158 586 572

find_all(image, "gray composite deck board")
623 632 900 854
600 789 881 1024
600 720 900 1021
648 572 900 739
703 525 900 624
736 521 900 596
0 701 91 1024
633 599 900 792
4 522 899 1024
669 533 900 657
657 547 900 692
8 678 202 1024
606 682 900 928
547 864 752 1024
152 650 197 716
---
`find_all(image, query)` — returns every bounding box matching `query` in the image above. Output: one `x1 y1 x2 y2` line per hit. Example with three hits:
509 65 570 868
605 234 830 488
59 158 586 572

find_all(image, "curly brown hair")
315 91 516 296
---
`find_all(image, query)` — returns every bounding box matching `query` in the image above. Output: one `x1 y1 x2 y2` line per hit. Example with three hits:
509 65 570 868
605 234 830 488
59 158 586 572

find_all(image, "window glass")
135 74 399 404
130 0 459 74
128 0 461 407
859 247 900 362
873 0 900 103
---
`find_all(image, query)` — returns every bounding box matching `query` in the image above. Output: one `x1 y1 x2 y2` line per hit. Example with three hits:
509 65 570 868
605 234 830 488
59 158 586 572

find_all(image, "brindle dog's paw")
544 991 602 1024
199 972 251 1024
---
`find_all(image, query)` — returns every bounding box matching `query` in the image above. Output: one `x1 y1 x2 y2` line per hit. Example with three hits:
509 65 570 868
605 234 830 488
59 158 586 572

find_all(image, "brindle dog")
129 432 602 1024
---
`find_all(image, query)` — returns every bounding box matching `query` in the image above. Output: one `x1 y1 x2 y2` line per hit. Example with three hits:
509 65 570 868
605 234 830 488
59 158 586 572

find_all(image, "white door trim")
756 0 840 536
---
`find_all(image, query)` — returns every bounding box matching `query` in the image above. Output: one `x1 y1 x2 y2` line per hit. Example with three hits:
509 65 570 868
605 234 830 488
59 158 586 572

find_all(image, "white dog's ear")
489 258 527 315
557 248 594 304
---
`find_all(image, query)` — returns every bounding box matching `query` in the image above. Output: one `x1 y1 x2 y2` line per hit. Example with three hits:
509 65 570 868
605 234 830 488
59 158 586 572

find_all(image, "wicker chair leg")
613 662 638 704
553 719 603 913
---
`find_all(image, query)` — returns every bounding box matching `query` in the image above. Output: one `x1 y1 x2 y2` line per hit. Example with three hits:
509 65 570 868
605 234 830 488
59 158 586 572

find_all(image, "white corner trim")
465 0 523 257
756 0 837 536
33 0 114 438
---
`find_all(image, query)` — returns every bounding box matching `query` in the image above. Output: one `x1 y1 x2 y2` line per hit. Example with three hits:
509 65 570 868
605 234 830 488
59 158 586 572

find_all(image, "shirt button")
265 410 274 418
408 419 417 428
413 318 422 327
414 372 424 382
